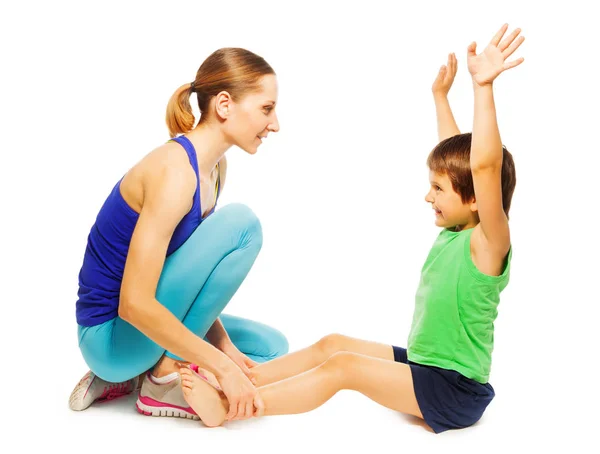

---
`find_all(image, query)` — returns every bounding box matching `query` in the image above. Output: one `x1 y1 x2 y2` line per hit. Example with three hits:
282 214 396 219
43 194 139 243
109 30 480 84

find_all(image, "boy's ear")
469 198 478 213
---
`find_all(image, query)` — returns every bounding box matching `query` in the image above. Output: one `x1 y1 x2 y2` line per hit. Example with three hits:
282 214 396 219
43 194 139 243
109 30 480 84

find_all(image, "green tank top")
407 227 512 384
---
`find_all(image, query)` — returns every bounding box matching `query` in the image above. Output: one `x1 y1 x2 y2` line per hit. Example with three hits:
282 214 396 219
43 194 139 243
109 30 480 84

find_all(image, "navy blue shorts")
392 346 495 434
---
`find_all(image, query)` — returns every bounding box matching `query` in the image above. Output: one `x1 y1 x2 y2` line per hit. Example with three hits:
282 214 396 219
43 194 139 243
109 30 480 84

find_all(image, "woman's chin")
237 144 258 155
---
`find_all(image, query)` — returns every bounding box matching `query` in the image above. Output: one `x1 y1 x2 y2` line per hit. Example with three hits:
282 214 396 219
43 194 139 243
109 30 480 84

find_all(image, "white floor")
21 304 597 453
35 367 591 453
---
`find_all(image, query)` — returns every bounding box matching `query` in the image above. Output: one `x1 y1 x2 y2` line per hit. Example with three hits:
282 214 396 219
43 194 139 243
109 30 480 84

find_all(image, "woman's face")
223 74 280 154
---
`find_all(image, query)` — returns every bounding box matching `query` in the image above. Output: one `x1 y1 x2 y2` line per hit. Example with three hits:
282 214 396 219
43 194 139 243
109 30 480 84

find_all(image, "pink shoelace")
97 381 131 402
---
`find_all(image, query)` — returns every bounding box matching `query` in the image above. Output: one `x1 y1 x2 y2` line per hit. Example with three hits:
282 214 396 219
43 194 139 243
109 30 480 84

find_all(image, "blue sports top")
75 136 221 327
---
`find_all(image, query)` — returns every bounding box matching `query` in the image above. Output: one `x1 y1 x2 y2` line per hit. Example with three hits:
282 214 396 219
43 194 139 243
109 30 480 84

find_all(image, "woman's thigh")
220 314 289 362
78 203 263 381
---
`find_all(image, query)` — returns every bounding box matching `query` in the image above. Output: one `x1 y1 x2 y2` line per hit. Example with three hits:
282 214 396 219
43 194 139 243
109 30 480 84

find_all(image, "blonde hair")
165 48 275 138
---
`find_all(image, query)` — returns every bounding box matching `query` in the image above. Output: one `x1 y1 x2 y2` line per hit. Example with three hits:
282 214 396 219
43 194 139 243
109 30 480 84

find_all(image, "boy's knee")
317 333 347 357
322 351 355 382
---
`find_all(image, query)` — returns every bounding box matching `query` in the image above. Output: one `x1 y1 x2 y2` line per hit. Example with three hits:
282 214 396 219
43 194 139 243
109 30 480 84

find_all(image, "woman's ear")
215 91 232 119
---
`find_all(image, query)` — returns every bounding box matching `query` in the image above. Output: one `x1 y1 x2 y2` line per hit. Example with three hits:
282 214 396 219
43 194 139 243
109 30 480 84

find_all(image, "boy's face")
425 170 477 230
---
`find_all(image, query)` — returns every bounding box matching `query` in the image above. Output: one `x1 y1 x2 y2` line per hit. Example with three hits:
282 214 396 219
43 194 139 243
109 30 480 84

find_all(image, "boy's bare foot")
191 366 222 390
180 367 228 427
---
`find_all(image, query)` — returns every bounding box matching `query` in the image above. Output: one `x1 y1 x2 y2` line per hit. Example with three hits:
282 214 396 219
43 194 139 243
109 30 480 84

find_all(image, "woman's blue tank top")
75 136 221 327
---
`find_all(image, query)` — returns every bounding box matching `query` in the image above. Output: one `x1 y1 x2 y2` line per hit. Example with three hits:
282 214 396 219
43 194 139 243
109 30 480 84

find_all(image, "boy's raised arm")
432 53 461 142
468 24 524 253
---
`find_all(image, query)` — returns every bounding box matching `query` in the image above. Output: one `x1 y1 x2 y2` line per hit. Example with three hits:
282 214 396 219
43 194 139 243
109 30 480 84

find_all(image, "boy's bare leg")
189 334 394 389
250 334 395 386
180 351 424 428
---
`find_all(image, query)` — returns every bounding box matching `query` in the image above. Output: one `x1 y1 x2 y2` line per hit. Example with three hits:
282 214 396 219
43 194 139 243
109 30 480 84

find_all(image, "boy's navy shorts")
392 346 495 434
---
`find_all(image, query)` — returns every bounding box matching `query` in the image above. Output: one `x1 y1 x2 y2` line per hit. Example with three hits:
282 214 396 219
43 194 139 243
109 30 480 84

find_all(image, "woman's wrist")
212 351 237 379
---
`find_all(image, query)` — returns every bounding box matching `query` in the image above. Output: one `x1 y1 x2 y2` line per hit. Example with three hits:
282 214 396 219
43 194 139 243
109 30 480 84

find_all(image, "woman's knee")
267 328 289 359
92 354 158 383
215 203 262 236
254 326 289 361
213 203 263 252
82 341 162 383
91 365 138 383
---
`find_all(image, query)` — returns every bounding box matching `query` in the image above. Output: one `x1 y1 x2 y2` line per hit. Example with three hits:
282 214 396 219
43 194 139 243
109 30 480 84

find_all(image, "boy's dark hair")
427 133 516 218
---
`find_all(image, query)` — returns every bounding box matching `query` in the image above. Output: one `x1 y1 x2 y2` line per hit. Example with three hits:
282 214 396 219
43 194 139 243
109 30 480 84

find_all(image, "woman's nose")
269 113 280 133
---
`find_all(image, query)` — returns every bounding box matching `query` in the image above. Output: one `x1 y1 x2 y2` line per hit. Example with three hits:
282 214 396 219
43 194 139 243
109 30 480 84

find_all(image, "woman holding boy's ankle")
69 48 288 421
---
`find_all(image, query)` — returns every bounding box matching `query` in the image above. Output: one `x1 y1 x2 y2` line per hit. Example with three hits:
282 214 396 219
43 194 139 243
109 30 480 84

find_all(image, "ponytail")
165 83 195 138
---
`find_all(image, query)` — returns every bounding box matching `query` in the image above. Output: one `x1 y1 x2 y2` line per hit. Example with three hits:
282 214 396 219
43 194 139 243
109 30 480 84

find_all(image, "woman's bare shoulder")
120 140 195 213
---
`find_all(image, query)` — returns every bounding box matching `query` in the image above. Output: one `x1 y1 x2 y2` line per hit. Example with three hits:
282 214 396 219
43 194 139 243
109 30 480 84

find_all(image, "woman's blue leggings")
77 203 289 383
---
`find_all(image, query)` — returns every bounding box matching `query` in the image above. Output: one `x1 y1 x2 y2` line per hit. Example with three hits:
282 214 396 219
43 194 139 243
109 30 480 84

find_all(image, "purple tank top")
75 136 220 326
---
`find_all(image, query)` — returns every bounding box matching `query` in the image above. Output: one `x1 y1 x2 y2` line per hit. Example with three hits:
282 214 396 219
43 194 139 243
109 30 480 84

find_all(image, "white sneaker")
69 370 139 411
135 372 199 420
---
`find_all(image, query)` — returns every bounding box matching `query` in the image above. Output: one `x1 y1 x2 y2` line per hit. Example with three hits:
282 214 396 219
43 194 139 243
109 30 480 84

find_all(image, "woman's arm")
119 159 263 420
204 157 230 349
118 163 234 378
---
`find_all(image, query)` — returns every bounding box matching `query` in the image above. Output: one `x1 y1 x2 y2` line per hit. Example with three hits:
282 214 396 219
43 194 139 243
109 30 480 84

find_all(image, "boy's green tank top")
407 227 512 384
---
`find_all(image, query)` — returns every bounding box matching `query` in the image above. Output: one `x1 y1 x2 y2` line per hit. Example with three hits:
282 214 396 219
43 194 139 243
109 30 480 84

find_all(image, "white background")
2 0 598 452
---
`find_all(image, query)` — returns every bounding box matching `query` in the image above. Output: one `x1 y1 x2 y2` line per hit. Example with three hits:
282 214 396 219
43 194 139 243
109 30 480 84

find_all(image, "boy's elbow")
470 146 504 171
471 160 502 173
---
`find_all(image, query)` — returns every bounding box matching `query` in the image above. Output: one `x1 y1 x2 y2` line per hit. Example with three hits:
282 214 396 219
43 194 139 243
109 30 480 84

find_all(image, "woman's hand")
217 364 264 421
432 52 457 97
467 24 525 87
221 341 259 385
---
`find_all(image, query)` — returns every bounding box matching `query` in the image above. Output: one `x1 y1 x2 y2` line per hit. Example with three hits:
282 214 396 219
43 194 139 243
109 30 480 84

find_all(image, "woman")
69 47 288 422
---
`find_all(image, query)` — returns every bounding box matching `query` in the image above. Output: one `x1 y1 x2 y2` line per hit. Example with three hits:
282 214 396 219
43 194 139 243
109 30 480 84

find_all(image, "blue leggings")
77 203 289 383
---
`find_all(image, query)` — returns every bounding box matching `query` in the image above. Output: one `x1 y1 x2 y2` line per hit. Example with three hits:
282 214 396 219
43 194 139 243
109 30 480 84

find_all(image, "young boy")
147 24 524 434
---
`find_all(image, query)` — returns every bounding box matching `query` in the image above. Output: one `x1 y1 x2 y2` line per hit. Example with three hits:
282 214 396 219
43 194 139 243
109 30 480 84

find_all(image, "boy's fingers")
490 23 508 46
503 57 524 71
503 36 525 60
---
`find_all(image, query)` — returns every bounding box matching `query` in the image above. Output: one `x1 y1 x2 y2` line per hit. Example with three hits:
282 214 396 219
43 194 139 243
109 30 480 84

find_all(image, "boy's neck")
452 216 479 232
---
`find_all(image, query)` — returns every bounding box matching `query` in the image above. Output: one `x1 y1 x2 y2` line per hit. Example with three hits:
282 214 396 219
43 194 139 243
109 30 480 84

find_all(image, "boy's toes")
180 367 193 379
180 369 193 390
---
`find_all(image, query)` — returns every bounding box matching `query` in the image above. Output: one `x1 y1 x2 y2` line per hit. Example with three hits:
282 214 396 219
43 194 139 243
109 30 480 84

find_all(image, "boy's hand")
467 24 525 87
432 53 457 97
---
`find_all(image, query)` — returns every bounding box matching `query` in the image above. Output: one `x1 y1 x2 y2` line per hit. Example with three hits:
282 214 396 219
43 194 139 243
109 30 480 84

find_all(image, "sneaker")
69 370 139 411
135 372 199 420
